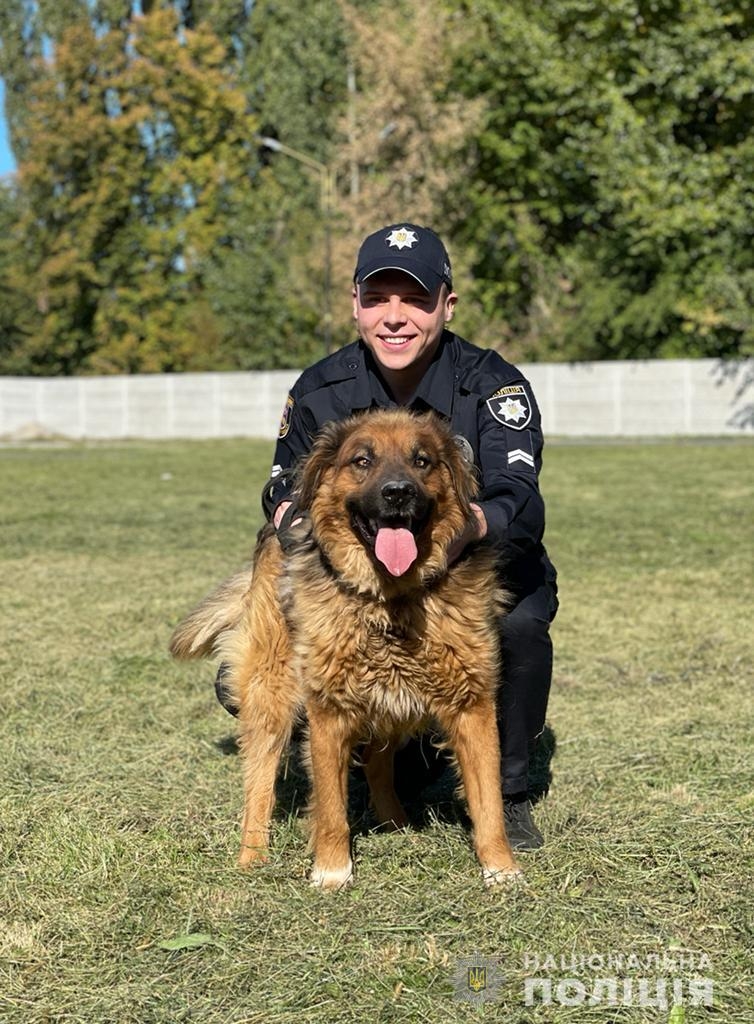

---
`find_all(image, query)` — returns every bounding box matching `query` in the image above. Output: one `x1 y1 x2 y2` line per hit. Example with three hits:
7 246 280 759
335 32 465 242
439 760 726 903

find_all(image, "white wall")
1 359 752 440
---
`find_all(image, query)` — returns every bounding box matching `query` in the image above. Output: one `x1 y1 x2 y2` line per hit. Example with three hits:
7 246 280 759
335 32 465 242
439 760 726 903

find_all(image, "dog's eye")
352 455 372 469
414 455 431 470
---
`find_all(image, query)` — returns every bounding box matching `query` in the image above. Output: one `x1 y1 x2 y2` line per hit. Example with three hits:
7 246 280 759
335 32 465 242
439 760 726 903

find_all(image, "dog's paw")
238 845 269 868
482 865 525 888
310 861 354 891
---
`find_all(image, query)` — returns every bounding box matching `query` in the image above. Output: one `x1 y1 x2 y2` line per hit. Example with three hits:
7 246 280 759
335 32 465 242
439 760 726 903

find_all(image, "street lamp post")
257 136 336 356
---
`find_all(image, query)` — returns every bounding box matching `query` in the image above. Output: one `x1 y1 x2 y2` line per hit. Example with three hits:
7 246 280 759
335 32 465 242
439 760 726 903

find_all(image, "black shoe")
504 793 544 851
214 662 239 717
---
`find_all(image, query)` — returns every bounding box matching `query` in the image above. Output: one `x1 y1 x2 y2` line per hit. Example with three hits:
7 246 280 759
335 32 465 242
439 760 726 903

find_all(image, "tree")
9 8 259 373
4 0 753 371
0 180 40 372
324 0 485 346
452 0 754 360
208 0 351 365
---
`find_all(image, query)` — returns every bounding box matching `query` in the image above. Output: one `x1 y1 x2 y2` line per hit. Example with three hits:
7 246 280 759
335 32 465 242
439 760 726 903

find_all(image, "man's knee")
499 600 552 649
499 577 556 635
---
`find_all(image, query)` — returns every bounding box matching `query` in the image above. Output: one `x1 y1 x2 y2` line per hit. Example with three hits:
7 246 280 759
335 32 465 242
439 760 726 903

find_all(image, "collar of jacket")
345 332 459 418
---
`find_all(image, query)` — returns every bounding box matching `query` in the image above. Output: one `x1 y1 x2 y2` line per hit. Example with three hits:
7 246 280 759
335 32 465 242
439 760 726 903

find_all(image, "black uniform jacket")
264 331 556 595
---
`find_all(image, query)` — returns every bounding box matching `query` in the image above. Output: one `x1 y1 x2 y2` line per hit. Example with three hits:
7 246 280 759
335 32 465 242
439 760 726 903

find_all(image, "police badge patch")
278 395 294 439
486 383 532 431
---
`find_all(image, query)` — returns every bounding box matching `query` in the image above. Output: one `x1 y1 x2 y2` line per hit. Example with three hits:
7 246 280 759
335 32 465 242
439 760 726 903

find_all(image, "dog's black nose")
381 479 417 507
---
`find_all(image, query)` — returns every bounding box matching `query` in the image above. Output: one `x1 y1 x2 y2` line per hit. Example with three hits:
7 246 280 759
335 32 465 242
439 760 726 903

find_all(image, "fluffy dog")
170 408 520 888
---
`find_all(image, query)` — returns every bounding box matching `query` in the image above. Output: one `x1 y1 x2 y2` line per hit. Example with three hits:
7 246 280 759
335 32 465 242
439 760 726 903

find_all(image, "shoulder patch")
278 394 294 439
485 383 532 431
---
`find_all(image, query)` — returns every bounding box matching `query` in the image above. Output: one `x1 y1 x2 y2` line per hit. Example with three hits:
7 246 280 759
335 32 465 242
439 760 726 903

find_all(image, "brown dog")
170 409 520 888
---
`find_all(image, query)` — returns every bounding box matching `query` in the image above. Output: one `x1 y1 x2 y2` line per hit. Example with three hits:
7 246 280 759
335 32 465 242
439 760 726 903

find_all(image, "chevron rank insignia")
507 430 535 470
486 383 532 430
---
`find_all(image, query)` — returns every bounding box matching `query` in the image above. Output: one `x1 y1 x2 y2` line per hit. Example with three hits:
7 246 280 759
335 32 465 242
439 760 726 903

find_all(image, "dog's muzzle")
349 477 433 578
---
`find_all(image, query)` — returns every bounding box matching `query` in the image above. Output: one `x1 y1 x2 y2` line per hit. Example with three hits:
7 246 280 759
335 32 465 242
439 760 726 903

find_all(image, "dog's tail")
169 564 253 660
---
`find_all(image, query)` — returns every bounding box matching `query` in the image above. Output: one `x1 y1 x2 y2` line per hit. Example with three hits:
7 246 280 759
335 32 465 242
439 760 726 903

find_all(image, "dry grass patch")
1 437 752 1022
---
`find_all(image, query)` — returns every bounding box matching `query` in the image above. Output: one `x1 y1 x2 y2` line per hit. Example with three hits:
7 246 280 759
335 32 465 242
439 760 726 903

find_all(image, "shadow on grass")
213 723 557 832
529 724 557 805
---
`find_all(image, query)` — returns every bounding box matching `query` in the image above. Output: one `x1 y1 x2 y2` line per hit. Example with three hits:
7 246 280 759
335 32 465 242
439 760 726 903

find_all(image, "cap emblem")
386 227 418 250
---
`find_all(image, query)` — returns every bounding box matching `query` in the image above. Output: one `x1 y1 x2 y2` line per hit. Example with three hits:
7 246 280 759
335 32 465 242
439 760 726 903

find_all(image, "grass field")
1 436 752 1023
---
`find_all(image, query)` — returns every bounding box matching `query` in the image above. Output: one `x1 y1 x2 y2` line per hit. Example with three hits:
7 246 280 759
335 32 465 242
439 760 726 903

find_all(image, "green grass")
1 437 752 1023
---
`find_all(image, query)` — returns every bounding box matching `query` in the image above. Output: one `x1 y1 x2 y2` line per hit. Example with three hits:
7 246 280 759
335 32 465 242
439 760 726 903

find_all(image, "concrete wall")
1 359 752 440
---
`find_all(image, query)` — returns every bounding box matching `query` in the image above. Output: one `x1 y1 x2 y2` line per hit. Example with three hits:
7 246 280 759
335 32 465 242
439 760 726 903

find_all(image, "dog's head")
295 409 478 594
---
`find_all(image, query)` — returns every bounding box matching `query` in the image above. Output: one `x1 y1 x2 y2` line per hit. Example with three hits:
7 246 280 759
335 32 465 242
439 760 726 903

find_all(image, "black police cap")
354 224 453 293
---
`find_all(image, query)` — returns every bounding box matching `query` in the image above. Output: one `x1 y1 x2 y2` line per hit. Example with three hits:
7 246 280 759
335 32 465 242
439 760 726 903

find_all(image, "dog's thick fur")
170 409 519 888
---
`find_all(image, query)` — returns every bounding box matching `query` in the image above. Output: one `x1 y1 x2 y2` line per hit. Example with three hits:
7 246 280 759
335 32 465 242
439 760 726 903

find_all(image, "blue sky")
0 80 17 177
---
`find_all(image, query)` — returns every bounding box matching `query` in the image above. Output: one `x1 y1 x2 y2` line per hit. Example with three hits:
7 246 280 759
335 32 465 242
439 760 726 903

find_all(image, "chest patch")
485 384 532 430
278 395 294 439
453 434 474 465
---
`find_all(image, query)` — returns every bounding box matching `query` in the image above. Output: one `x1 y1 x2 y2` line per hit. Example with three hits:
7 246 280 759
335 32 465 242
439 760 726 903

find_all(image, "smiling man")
352 231 457 399
223 223 558 850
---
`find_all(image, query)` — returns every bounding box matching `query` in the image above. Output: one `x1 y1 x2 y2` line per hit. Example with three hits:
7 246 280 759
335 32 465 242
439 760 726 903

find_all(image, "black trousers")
497 579 558 795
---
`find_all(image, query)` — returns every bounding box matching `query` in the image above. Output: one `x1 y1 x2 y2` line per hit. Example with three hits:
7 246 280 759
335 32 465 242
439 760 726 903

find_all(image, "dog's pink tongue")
374 527 418 577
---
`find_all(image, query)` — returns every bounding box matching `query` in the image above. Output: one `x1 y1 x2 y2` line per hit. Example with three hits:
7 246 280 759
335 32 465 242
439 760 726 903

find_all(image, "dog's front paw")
238 844 269 868
482 865 525 888
310 860 354 891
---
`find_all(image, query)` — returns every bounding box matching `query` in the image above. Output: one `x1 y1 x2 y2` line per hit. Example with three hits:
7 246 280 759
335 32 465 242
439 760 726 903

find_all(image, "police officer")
219 224 558 850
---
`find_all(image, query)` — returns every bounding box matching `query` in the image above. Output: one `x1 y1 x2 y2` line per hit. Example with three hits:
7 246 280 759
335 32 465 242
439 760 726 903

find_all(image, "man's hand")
273 501 293 529
273 500 308 554
447 502 487 565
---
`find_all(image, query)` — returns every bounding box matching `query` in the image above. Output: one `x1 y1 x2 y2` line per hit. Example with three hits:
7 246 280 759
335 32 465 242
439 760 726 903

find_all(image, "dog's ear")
295 418 350 510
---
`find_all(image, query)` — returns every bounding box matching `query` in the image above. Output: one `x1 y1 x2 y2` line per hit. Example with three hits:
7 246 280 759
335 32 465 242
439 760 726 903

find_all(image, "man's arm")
447 502 487 564
473 380 547 560
261 386 315 522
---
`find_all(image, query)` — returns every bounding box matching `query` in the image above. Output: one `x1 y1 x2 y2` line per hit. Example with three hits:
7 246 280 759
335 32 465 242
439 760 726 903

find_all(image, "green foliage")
243 0 347 164
1 0 754 371
0 182 41 371
0 0 352 373
214 0 350 365
453 0 754 361
200 179 328 370
332 1 484 281
8 9 259 373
